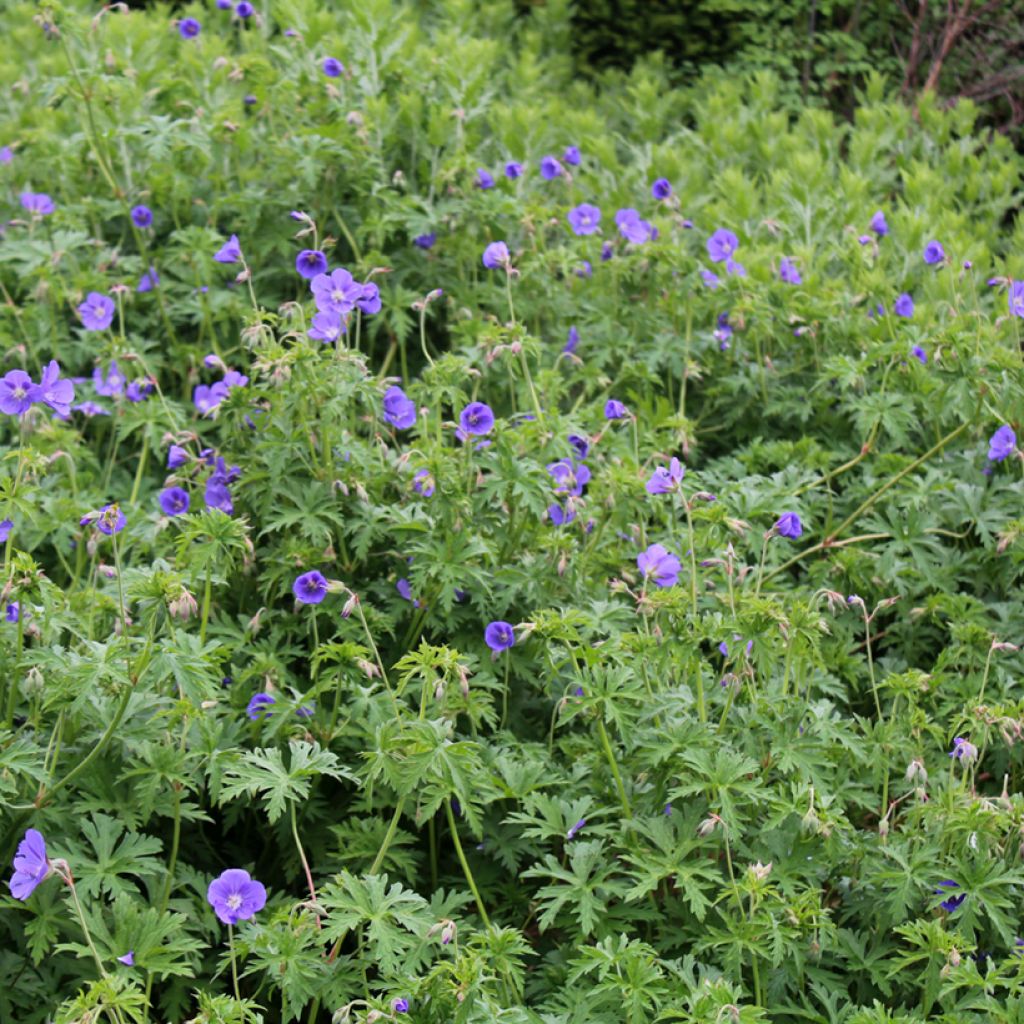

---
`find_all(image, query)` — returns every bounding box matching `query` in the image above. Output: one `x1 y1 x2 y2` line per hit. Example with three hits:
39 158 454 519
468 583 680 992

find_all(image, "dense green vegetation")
1 1 1023 1022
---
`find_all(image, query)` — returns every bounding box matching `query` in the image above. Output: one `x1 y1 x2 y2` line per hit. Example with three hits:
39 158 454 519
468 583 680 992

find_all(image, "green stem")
595 718 631 817
369 798 406 874
445 798 490 928
200 570 213 645
129 432 149 507
228 923 240 1001
290 801 319 914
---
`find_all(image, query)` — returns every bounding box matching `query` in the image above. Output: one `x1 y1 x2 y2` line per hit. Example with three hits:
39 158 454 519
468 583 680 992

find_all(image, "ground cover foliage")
1 1 1024 1022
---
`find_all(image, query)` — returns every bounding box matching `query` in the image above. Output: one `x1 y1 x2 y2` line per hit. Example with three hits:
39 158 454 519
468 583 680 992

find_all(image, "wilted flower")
604 399 628 420
81 504 126 536
646 457 684 494
870 210 888 236
923 240 945 265
117 951 134 966
137 267 160 292
77 292 115 331
356 282 381 314
485 620 515 652
214 234 242 263
413 469 435 497
459 402 494 435
547 458 590 496
504 161 523 179
568 434 589 459
567 203 601 236
167 445 189 469
322 56 344 77
294 570 329 605
774 512 803 539
207 868 266 924
894 292 914 318
911 345 927 365
706 229 739 263
0 520 11 542
700 268 719 290
413 232 436 250
392 998 409 1014
383 386 416 429
637 543 681 588
476 168 495 190
566 818 586 840
988 425 1016 462
8 829 50 900
548 503 575 526
296 250 328 279
159 487 190 516
481 241 510 269
563 145 581 165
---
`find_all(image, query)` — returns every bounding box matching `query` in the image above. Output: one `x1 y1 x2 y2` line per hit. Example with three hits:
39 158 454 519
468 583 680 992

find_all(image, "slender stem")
369 797 406 874
200 570 213 645
228 924 240 1001
65 873 111 984
681 496 699 613
289 801 319 923
129 432 149 506
862 606 882 719
595 718 631 817
977 642 996 706
500 651 510 729
444 798 490 928
754 534 770 595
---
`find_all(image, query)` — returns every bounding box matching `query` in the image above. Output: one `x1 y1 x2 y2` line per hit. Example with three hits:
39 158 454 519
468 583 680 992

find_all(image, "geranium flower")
923 240 945 265
213 234 242 263
131 205 153 227
539 155 563 180
30 360 74 418
77 292 115 331
323 57 344 77
774 512 802 539
481 241 510 269
706 229 739 263
8 829 50 900
0 370 35 416
567 203 601 236
646 457 684 494
485 620 515 651
988 425 1016 462
159 487 190 516
206 868 266 925
459 402 494 435
894 293 914 318
293 570 328 604
637 543 681 588
651 178 672 200
295 250 328 279
383 386 416 429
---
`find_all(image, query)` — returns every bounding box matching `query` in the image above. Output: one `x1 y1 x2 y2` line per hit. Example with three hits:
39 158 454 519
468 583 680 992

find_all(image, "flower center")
12 385 25 399
226 893 242 910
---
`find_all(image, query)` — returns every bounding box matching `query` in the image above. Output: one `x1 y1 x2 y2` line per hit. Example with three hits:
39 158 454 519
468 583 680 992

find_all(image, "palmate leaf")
218 741 358 823
62 813 164 900
318 871 435 977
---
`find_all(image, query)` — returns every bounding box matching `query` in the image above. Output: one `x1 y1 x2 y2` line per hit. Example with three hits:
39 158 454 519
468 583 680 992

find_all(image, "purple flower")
235 1 254 17
949 736 978 762
601 241 614 261
725 257 746 278
93 361 125 397
168 445 189 469
485 620 515 652
482 241 510 270
311 268 361 315
0 145 12 164
566 818 586 840
214 234 242 264
911 345 927 365
137 266 160 293
505 161 523 179
205 474 234 514
413 469 435 497
413 232 436 250
568 434 589 459
322 57 344 77
178 16 200 37
718 641 729 657
5 601 17 624
81 504 126 535
78 292 115 331
774 512 802 539
540 156 563 180
476 168 495 190
74 402 109 418
645 457 684 494
383 386 416 430
1008 281 1024 319
356 282 381 315
923 240 945 265
0 370 34 416
935 880 966 912
296 250 328 280
194 382 229 416
159 487 190 516
563 146 581 166
392 999 409 1014
29 360 75 418
131 204 153 227
567 203 601 236
779 257 802 285
20 192 54 216
651 178 672 200
564 326 579 354
706 229 739 263
870 210 888 237
396 578 418 606
126 378 153 405
894 292 914 318
548 503 575 526
637 543 681 588
604 399 628 420
575 261 592 279
700 268 719 290
988 425 1016 462
308 310 344 344
459 402 494 435
8 829 49 900
223 369 248 389
294 570 328 605
0 520 11 542
207 868 266 925
615 208 653 245
547 458 590 497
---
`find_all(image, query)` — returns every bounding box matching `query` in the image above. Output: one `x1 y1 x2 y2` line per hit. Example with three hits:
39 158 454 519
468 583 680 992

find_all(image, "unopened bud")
341 594 358 619
905 758 927 783
356 659 379 679
878 817 889 838
697 816 719 838
749 861 772 881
